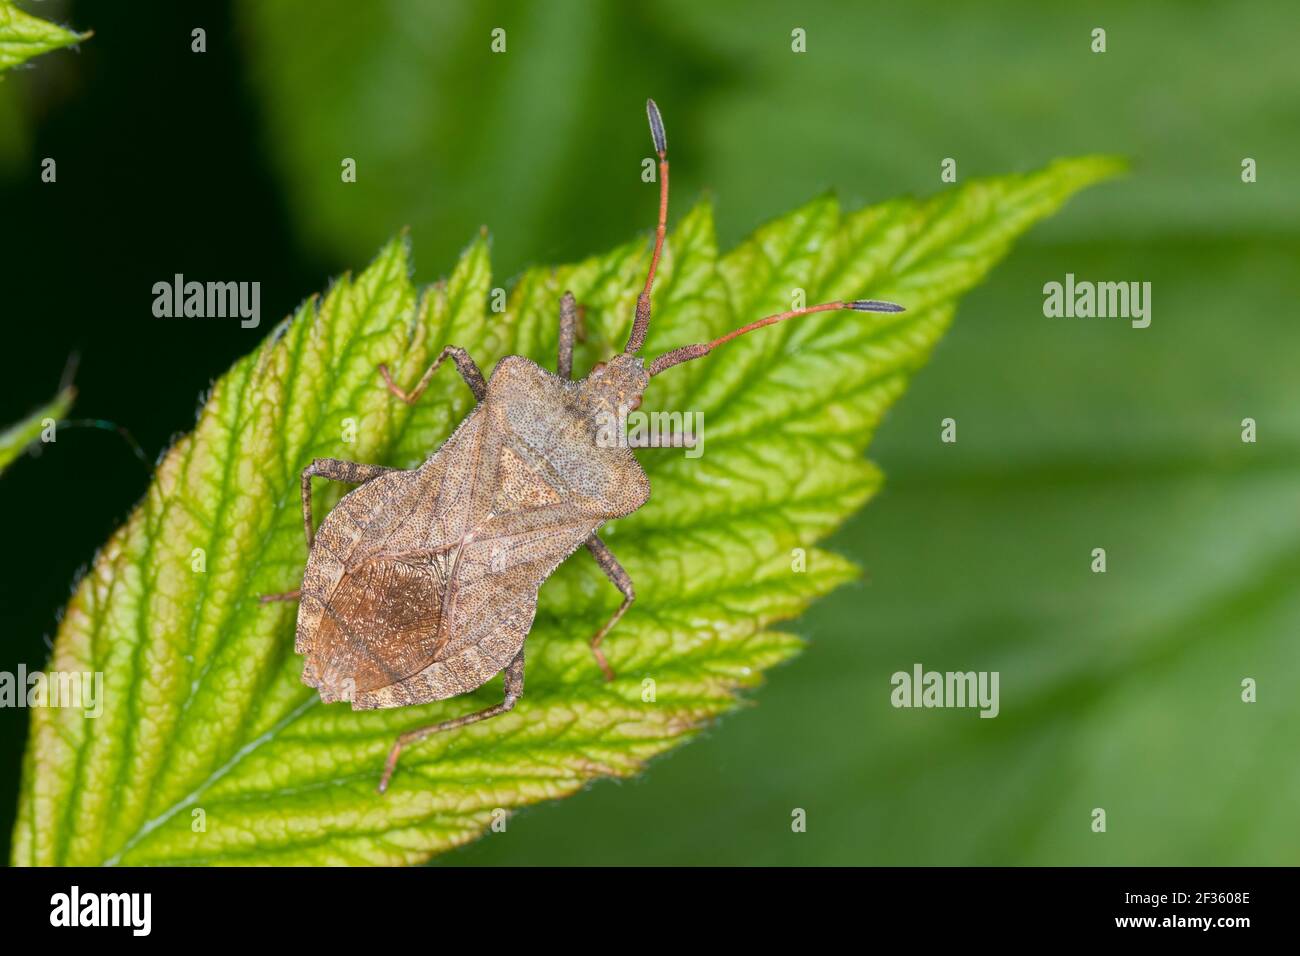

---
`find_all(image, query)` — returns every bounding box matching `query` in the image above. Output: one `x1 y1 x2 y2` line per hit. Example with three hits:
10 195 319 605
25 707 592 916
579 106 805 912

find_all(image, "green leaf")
0 1 88 73
12 157 1119 865
0 386 73 474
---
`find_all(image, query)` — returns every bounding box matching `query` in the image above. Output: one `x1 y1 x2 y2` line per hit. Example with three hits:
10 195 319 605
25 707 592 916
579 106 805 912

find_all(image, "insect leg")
584 535 635 682
557 291 578 379
300 458 397 550
379 345 487 404
376 648 525 794
257 459 395 603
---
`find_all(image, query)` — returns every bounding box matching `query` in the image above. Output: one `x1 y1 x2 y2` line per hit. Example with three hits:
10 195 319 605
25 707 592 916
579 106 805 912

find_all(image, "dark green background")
2 0 1297 864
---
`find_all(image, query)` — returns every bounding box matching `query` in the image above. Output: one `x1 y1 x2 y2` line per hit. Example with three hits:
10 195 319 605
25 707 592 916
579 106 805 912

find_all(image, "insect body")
262 100 904 793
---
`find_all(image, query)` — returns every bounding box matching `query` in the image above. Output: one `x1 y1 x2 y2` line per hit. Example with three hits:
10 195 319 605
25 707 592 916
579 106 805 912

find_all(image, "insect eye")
628 395 642 412
591 361 606 373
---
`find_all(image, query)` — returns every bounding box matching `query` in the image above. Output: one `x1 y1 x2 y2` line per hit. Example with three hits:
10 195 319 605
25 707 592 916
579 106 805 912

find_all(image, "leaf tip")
1047 153 1130 189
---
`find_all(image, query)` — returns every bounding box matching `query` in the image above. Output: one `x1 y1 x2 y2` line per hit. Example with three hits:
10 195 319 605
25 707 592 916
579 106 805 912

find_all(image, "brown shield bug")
261 100 904 793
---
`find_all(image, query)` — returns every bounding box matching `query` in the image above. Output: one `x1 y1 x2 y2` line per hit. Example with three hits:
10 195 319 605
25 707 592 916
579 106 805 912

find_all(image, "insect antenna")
54 418 151 467
18 354 151 467
646 299 905 377
623 98 669 355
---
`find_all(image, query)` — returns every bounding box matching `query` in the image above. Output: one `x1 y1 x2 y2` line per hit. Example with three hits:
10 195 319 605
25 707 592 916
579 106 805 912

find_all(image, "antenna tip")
848 299 905 313
646 98 667 154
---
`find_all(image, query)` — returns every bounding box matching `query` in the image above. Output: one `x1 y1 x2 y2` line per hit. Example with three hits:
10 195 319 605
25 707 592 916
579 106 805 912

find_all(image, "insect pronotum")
261 99 904 793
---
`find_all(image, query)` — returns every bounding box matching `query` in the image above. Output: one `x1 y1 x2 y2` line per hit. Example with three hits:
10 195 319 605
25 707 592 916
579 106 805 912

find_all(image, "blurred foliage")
0 386 72 473
239 0 1299 281
0 0 87 171
239 0 723 284
0 0 86 73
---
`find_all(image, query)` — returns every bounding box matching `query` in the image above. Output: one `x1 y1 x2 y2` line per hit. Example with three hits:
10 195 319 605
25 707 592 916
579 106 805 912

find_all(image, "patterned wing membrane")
299 491 599 708
300 552 444 698
349 507 598 710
